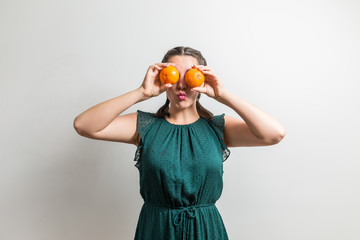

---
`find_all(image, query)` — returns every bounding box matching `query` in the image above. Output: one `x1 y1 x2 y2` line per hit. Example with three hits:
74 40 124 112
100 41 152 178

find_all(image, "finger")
154 62 168 66
197 66 212 72
191 64 204 69
201 70 217 77
160 83 173 92
153 65 162 71
149 64 161 72
191 85 207 94
202 69 215 74
156 62 175 68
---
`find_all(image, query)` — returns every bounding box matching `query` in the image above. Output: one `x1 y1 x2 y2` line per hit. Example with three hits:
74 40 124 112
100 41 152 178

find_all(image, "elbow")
265 128 286 145
73 117 97 138
73 117 81 134
73 117 86 136
270 128 286 145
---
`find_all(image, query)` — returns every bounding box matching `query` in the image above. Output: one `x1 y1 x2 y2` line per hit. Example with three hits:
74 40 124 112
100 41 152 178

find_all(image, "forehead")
167 55 199 69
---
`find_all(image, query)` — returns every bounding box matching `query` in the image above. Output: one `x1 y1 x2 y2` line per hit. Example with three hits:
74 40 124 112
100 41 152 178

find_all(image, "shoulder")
136 110 160 137
205 114 226 137
137 110 155 117
136 110 158 121
207 114 231 161
211 114 226 129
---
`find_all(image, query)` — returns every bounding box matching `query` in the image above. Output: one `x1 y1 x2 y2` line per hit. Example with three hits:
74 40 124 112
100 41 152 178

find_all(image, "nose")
176 75 187 90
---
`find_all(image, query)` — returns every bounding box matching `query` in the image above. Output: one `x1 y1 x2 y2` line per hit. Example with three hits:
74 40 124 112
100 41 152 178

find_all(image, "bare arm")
219 91 286 147
192 64 286 147
73 63 173 145
73 89 146 145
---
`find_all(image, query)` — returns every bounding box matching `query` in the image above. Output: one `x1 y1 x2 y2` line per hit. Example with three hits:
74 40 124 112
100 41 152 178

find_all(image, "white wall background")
1 0 359 239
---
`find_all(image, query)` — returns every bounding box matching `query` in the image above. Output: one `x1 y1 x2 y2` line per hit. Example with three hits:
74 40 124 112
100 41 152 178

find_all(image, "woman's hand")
191 64 227 100
139 63 173 99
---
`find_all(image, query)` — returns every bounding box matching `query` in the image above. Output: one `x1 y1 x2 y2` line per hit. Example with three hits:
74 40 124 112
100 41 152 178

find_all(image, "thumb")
160 83 172 92
191 86 206 94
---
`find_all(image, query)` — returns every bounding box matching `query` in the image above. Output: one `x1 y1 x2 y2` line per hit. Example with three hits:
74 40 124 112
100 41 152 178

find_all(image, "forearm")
216 89 286 140
73 87 146 134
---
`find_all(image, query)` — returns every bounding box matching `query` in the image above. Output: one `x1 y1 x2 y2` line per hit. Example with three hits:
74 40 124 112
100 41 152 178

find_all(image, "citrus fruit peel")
185 68 205 88
159 66 179 85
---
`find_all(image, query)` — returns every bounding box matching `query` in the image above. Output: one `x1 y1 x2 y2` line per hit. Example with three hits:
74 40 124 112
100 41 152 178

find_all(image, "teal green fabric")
134 110 230 240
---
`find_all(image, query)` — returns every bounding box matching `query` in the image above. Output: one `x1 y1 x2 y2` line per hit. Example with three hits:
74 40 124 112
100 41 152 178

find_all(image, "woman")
73 46 286 239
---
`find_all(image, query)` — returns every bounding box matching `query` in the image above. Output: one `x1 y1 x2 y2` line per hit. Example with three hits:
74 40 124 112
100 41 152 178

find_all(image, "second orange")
185 68 205 88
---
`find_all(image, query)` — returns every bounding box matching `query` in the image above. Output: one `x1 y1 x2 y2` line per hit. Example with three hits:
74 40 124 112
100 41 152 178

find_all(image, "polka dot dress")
134 110 230 240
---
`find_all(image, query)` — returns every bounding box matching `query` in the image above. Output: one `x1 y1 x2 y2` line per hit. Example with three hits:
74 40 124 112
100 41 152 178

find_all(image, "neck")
167 104 199 124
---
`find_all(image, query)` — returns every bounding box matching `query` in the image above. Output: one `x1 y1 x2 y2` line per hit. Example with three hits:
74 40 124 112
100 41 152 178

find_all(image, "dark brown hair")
155 46 214 121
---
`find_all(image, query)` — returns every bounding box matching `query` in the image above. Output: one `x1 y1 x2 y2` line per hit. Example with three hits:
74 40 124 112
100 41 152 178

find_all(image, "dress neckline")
163 116 202 127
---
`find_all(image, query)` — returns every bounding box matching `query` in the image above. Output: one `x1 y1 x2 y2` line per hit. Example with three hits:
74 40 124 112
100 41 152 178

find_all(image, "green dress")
134 110 230 240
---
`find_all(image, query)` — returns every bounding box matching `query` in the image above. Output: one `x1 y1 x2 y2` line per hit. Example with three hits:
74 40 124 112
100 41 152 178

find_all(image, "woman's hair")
155 46 214 121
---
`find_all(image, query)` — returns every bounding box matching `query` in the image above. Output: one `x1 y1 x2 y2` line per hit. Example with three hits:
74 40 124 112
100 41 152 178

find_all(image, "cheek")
189 91 198 98
166 88 176 97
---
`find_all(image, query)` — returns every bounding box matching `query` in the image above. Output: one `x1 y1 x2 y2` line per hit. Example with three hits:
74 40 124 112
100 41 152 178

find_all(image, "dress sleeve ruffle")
134 110 158 169
210 114 231 162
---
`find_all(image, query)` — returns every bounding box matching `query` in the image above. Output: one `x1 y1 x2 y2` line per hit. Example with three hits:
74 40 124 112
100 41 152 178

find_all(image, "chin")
174 100 195 109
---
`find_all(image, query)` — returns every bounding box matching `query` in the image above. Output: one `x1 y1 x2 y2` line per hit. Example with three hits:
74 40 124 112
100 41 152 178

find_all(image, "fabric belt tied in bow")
143 202 215 226
173 203 215 226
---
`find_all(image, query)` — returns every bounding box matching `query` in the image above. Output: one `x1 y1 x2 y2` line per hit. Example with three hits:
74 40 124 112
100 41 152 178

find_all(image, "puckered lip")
177 92 186 97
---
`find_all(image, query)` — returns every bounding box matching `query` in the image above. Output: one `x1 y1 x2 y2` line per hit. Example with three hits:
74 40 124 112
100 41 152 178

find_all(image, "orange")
185 68 205 88
159 66 179 84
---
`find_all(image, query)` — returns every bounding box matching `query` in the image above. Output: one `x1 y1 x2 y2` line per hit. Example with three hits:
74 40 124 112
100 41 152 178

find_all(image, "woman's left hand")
191 64 226 100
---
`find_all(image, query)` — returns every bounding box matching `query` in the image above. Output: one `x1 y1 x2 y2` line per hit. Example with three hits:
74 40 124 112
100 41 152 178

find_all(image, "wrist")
214 88 230 102
135 87 151 102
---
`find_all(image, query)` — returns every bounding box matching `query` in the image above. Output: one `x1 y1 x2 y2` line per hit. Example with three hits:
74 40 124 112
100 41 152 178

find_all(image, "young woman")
73 46 286 239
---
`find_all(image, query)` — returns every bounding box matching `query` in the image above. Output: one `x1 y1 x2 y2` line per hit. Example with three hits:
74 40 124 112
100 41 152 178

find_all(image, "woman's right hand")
139 63 174 99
